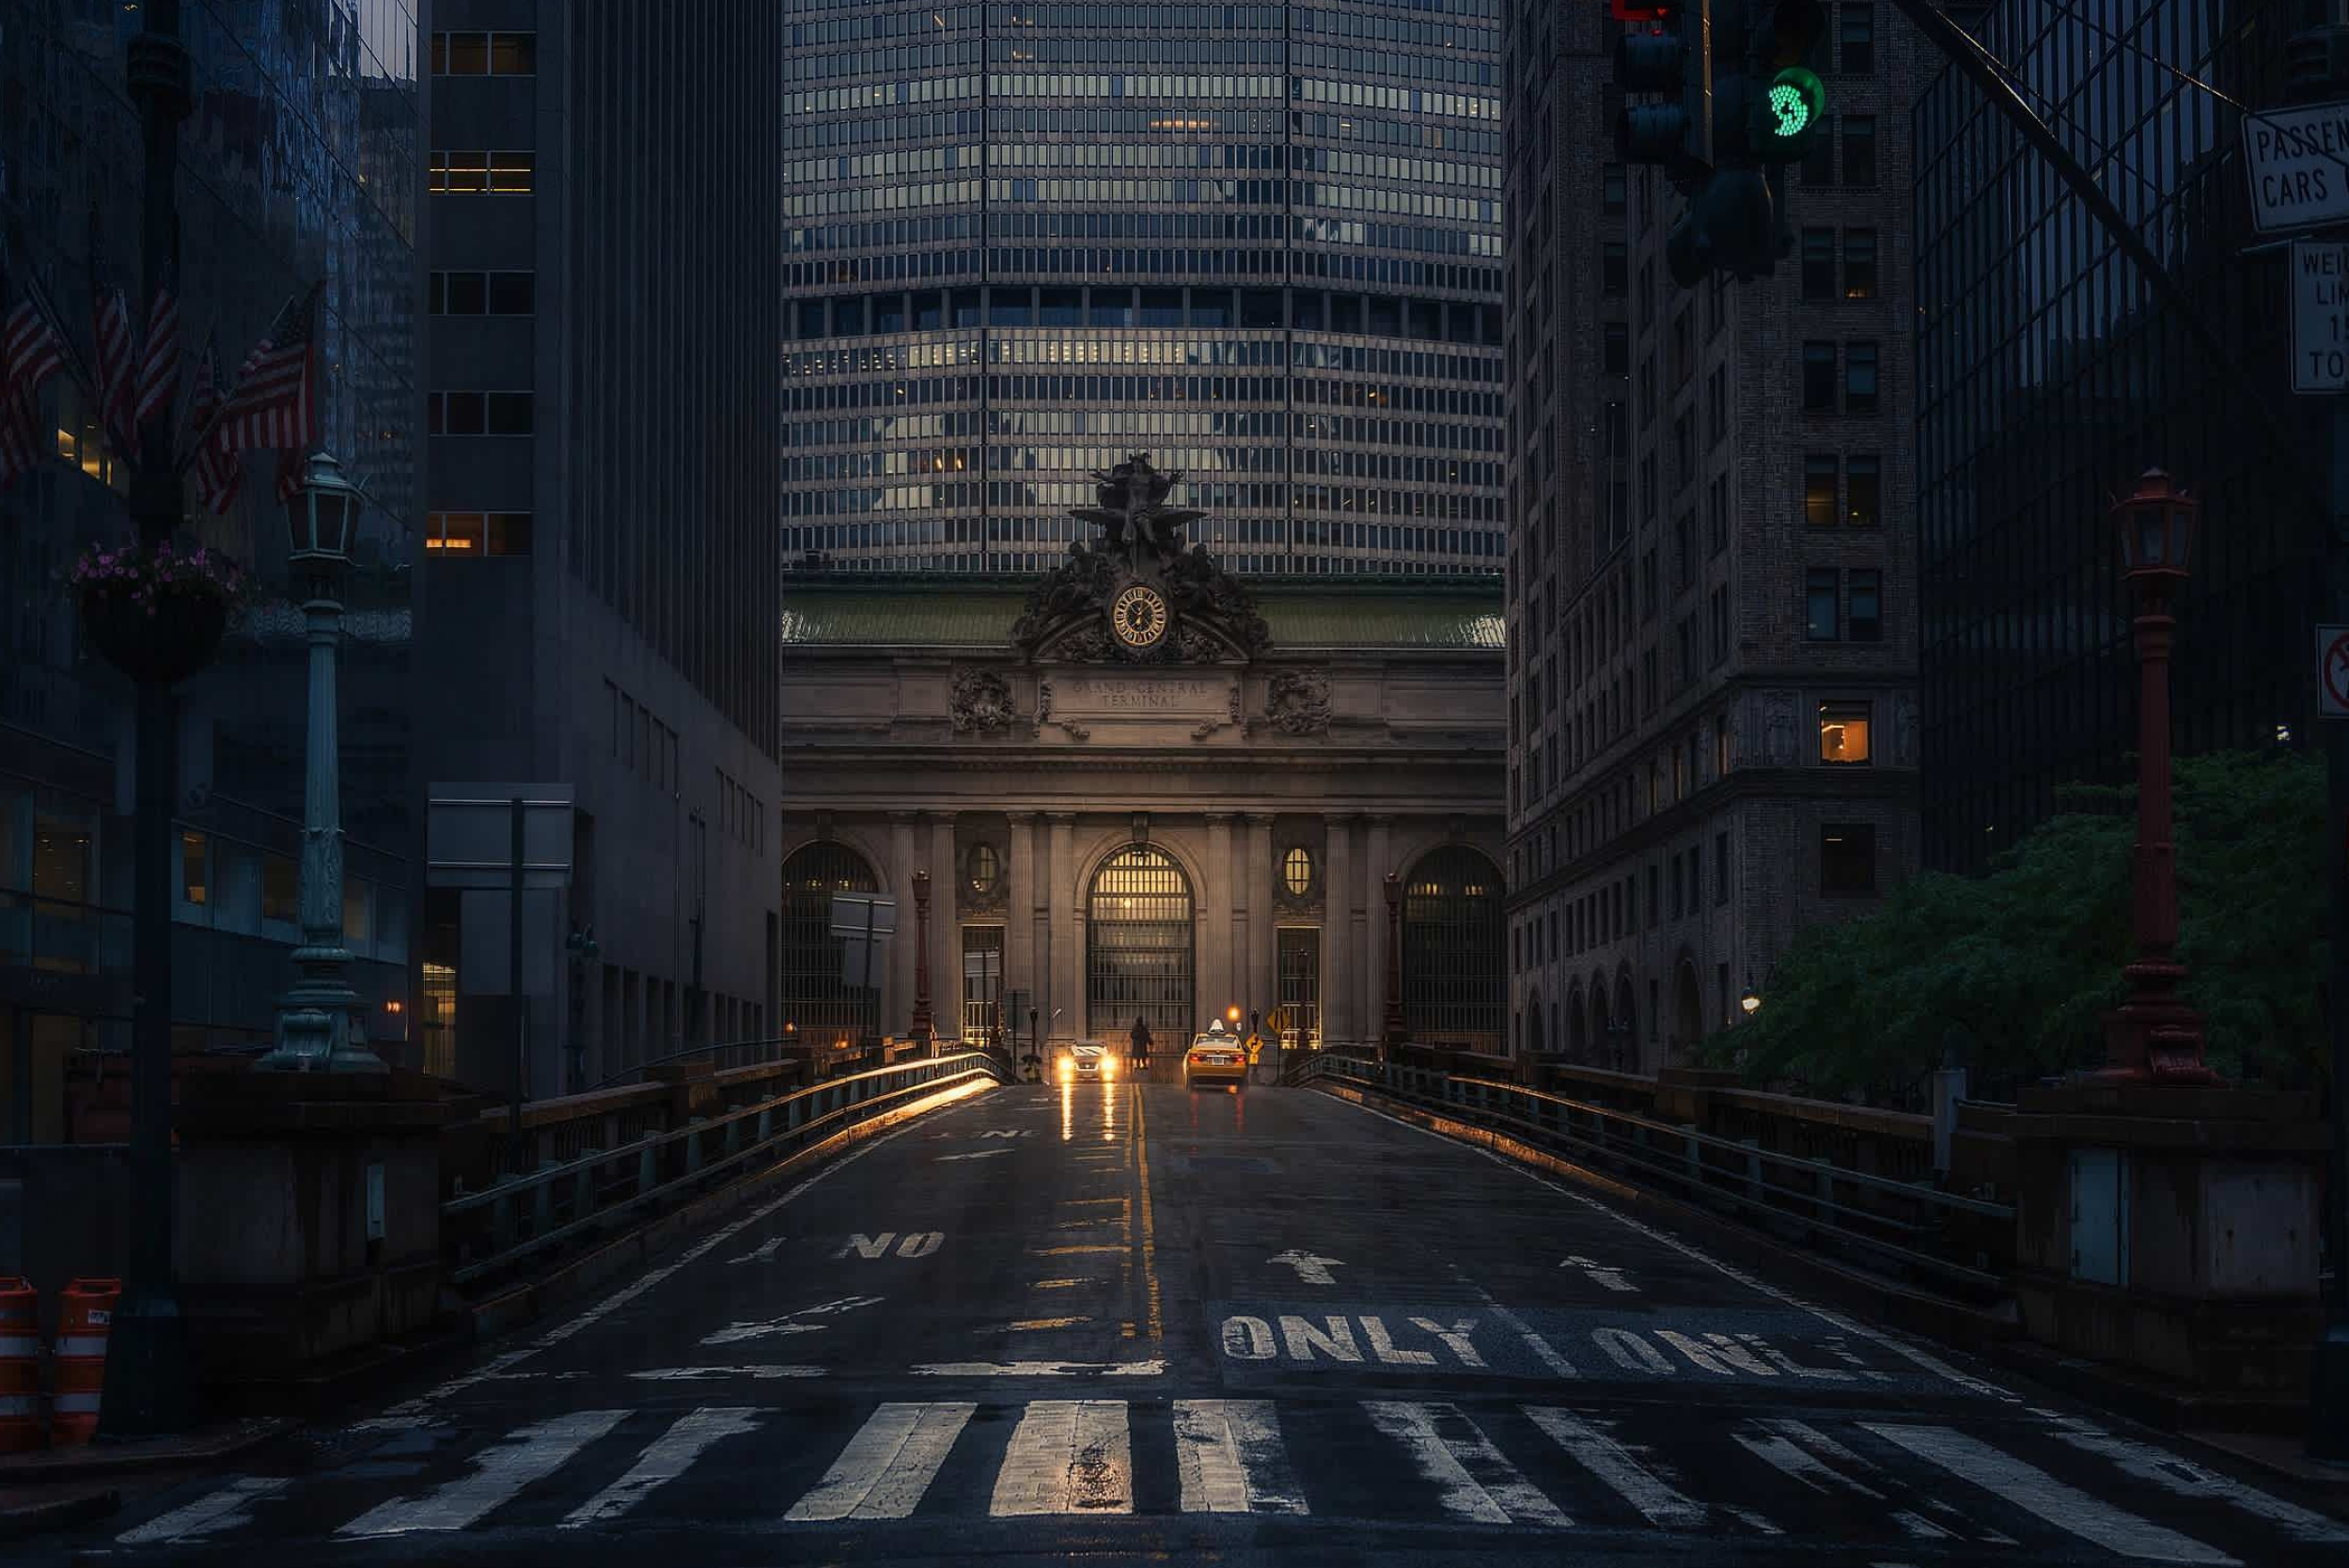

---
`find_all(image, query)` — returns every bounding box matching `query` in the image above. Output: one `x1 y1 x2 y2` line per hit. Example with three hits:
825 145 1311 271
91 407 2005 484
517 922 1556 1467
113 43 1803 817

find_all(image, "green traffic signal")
1752 65 1825 162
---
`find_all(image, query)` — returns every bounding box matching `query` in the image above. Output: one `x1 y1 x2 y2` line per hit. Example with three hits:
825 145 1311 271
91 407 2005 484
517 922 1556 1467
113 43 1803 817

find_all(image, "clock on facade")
1110 582 1168 650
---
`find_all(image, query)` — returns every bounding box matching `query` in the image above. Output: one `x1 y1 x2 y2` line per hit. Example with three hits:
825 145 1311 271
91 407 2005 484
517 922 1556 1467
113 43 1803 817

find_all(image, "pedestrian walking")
1130 1015 1153 1074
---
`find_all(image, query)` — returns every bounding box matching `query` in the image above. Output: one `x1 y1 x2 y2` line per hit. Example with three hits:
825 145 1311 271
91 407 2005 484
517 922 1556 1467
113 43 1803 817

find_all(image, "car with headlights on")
1059 1043 1117 1084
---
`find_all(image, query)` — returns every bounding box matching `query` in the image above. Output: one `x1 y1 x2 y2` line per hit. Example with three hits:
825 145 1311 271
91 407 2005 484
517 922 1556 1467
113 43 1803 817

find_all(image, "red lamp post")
1381 871 1408 1058
2094 469 2218 1086
910 870 934 1053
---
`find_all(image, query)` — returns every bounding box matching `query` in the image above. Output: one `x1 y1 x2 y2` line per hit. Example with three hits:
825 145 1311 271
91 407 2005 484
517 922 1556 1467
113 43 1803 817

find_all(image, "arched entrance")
1566 984 1588 1058
1087 845 1194 1043
1402 846 1503 1052
779 842 881 1048
1673 957 1703 1063
1614 971 1638 1073
1589 981 1612 1067
1523 994 1544 1058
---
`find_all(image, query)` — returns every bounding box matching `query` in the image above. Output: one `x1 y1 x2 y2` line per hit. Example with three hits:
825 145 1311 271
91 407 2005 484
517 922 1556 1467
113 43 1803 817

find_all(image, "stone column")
1050 813 1079 1043
1246 814 1276 1030
888 812 917 1036
1323 814 1355 1048
1366 815 1394 1047
1007 812 1038 1036
1204 814 1235 1027
930 812 957 1043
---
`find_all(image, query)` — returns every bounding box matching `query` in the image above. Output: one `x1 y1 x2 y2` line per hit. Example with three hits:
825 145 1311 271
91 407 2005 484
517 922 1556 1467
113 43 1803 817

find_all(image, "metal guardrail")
1305 1052 2016 1306
442 1050 1006 1289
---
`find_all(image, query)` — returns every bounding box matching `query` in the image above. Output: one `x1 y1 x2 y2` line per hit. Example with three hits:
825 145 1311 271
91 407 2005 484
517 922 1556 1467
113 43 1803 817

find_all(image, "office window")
426 511 532 556
1604 163 1627 214
1846 455 1881 525
1804 454 1838 525
1840 5 1875 73
1802 342 1836 411
1842 229 1878 299
1709 586 1728 666
1802 227 1835 299
1845 342 1880 414
431 32 535 74
1715 830 1730 904
1849 569 1883 641
488 272 536 314
1707 366 1726 443
1821 824 1876 894
1801 118 1837 185
430 271 535 315
261 852 299 924
1842 116 1878 185
1806 567 1840 640
427 391 533 435
180 831 208 906
1604 321 1630 376
430 151 534 194
1602 241 1627 297
1820 701 1872 764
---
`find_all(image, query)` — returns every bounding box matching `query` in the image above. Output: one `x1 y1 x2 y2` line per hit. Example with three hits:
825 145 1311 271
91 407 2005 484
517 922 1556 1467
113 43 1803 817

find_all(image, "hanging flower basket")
70 541 248 686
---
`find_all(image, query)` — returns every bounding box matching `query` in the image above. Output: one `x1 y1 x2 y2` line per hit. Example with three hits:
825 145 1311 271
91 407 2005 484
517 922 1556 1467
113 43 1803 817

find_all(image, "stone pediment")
1010 453 1270 666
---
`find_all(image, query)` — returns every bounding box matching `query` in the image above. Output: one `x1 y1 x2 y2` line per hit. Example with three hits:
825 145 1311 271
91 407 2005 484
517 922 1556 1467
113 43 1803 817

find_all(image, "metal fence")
1301 1052 2015 1307
442 1050 1005 1289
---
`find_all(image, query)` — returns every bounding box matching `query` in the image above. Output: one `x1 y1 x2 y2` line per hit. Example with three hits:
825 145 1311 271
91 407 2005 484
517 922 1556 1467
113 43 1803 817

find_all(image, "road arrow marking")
937 1148 1016 1163
1561 1256 1637 1293
1269 1249 1345 1286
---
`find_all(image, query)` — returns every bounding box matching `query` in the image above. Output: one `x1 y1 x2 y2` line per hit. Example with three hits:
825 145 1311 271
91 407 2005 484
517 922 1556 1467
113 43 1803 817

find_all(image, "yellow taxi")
1182 1024 1247 1090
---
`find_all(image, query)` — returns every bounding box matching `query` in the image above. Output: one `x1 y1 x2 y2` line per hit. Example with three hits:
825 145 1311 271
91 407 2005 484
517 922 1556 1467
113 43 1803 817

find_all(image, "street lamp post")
2092 470 2218 1087
910 870 934 1054
1381 872 1407 1058
1739 978 1762 1020
258 452 385 1077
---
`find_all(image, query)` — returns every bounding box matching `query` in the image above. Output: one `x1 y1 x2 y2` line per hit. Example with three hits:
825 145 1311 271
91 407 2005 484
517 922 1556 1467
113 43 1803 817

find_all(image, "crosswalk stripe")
1363 1401 1571 1529
988 1399 1133 1516
1861 1423 2238 1565
1524 1407 1706 1529
787 1403 978 1521
561 1406 760 1528
117 1477 290 1544
2035 1413 2349 1544
1172 1399 1308 1515
337 1409 627 1538
1735 1419 1952 1542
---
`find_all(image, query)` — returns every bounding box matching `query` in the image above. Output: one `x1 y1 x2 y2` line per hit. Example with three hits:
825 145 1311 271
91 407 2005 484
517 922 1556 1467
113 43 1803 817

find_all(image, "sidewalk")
0 1417 292 1539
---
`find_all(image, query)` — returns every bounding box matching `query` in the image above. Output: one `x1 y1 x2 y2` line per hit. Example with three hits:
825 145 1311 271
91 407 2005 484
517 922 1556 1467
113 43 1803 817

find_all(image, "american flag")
189 334 243 514
89 269 136 459
1 261 70 492
214 283 321 456
133 259 180 431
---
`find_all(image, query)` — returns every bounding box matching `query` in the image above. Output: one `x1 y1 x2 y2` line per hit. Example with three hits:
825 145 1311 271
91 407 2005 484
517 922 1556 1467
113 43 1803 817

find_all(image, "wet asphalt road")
67 1076 2349 1565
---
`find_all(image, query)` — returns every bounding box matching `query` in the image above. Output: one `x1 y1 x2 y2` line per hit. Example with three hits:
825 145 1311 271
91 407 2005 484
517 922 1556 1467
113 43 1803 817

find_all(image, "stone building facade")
776 571 1505 1063
1501 5 1927 1074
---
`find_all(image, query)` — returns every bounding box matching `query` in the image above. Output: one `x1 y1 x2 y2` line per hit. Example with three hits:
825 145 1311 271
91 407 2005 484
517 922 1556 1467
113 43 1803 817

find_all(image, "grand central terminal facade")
775 458 1506 1062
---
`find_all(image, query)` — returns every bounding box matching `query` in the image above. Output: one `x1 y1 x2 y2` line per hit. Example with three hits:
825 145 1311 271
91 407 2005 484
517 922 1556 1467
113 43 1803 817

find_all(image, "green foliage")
1699 752 2326 1104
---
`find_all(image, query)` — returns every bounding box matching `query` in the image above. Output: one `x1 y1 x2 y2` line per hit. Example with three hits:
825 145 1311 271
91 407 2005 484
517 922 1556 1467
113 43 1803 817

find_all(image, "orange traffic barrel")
0 1278 40 1452
49 1278 118 1447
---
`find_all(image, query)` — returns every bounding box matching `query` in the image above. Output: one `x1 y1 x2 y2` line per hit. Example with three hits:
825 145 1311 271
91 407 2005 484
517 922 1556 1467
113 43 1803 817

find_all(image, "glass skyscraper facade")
780 1 1506 576
1914 0 2319 874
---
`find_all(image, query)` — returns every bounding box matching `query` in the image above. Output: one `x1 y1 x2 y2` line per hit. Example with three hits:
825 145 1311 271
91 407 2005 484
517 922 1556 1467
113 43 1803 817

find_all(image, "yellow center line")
1133 1081 1162 1342
1028 1244 1123 1256
1057 1197 1128 1208
1030 1278 1091 1290
993 1316 1090 1332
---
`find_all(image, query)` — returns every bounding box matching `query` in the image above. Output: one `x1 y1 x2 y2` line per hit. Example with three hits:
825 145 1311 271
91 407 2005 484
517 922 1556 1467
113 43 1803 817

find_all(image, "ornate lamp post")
258 451 384 1075
909 870 934 1053
2092 470 2217 1086
1381 872 1408 1058
1739 979 1762 1020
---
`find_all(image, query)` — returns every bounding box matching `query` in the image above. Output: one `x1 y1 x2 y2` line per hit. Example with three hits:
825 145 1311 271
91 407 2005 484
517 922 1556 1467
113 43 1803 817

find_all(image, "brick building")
1501 3 1925 1074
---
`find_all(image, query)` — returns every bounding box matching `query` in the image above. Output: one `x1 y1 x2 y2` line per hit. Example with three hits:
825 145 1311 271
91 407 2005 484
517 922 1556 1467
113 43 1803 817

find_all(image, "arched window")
1282 845 1315 897
1402 846 1504 1052
1087 845 1194 1043
966 842 1001 895
779 842 880 1048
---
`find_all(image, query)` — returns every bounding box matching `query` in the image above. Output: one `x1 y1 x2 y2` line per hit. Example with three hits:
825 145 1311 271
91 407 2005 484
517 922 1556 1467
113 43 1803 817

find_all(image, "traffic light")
1613 0 1711 180
1746 0 1829 164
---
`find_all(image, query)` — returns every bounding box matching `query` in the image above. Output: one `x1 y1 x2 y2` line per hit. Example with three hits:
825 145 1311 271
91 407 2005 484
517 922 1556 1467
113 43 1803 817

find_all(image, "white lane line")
727 1235 788 1265
1861 1423 2238 1565
1172 1400 1309 1516
337 1409 628 1537
117 1476 290 1544
1731 1419 1950 1542
628 1365 826 1381
913 1359 1165 1377
1524 1408 1706 1529
561 1406 760 1528
989 1400 1134 1516
349 1082 988 1432
1333 1092 2012 1402
2035 1412 2349 1544
1363 1401 1572 1528
786 1403 977 1521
